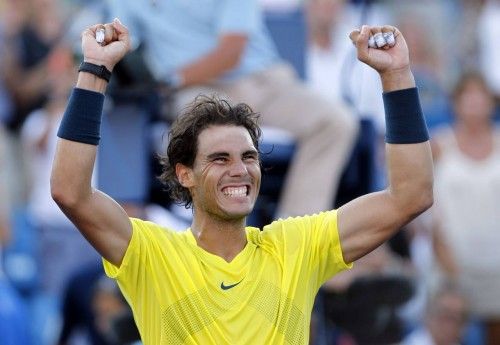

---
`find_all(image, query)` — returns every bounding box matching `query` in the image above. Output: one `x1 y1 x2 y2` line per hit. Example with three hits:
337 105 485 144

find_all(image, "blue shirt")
107 0 280 81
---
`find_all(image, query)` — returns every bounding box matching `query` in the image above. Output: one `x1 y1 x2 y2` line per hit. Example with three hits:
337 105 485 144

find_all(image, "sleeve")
103 218 180 338
102 217 164 305
264 211 352 289
216 0 261 35
308 211 352 284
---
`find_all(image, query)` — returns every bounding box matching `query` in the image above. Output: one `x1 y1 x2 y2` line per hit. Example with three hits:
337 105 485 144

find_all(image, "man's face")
454 80 495 124
427 293 468 345
179 125 261 221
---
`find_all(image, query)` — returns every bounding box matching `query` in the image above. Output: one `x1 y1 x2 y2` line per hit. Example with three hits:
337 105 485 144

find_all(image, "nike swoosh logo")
220 280 243 290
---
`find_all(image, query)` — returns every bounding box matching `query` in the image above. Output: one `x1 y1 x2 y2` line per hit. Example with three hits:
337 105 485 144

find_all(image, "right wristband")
57 88 104 145
383 87 429 144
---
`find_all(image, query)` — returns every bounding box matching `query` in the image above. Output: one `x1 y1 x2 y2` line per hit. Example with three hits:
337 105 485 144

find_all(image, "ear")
175 163 195 188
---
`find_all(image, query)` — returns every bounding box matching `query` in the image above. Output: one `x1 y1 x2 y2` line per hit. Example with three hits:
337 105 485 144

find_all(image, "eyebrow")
206 152 230 160
206 149 259 160
243 149 259 157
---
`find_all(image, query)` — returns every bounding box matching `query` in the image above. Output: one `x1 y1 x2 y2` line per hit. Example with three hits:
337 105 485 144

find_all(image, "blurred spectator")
320 245 416 344
478 0 500 99
1 0 69 132
20 43 100 299
1 124 31 345
0 25 12 236
0 275 32 345
92 275 140 345
0 126 10 253
106 0 358 218
391 1 452 129
306 0 388 131
431 71 500 345
403 282 469 345
447 0 486 74
305 0 387 207
19 31 100 345
259 0 302 11
58 264 141 345
0 116 11 335
0 0 30 209
1 0 78 212
58 263 108 345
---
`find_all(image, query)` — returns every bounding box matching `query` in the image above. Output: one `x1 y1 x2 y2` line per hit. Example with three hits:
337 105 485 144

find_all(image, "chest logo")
220 280 242 290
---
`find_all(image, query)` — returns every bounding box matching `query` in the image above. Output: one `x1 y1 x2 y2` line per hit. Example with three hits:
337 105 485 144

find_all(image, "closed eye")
213 157 228 163
243 151 259 162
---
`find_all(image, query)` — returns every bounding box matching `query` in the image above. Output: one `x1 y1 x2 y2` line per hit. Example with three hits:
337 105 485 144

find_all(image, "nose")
229 159 248 177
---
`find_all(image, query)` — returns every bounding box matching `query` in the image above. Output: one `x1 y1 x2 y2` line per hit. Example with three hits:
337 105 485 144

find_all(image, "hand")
81 18 131 72
349 25 409 75
350 25 414 91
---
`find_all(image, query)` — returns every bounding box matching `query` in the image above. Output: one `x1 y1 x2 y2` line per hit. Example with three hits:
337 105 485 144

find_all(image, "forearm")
383 69 433 215
181 53 236 87
380 67 415 92
179 34 246 87
76 70 108 94
51 72 106 206
385 142 433 215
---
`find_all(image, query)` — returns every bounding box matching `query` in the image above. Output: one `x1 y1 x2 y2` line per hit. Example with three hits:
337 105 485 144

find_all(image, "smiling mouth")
222 186 249 197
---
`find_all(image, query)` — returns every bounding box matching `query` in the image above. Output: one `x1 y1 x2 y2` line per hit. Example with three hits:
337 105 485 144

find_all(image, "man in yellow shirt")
51 19 433 344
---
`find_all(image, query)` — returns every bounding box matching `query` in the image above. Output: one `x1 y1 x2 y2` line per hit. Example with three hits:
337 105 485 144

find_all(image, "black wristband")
78 61 112 82
57 88 104 145
383 87 429 144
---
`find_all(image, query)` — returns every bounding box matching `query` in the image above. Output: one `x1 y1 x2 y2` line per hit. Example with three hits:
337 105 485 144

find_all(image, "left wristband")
78 61 112 82
383 87 429 144
57 88 104 145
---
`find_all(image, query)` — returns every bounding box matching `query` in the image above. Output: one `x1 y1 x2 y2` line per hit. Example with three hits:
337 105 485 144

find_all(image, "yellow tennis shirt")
103 210 351 344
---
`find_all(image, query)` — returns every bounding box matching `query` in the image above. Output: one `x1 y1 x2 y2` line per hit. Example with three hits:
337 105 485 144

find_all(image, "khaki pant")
174 63 358 217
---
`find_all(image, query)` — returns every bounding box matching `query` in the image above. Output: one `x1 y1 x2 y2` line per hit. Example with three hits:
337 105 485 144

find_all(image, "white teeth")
223 186 247 197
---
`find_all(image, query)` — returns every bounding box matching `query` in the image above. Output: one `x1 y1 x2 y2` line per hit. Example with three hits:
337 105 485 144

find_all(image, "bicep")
60 189 132 266
337 191 406 264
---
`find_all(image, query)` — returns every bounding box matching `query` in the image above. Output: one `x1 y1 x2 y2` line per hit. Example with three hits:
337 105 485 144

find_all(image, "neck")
456 120 491 136
190 215 247 262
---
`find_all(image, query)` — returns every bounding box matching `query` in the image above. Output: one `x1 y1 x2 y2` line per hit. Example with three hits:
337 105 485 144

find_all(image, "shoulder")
256 211 338 243
130 218 188 242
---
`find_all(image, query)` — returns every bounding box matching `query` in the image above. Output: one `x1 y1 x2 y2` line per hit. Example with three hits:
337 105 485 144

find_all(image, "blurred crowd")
0 0 499 344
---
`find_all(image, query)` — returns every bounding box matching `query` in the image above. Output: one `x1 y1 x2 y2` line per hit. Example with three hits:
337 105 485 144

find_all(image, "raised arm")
337 25 434 264
50 19 132 266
